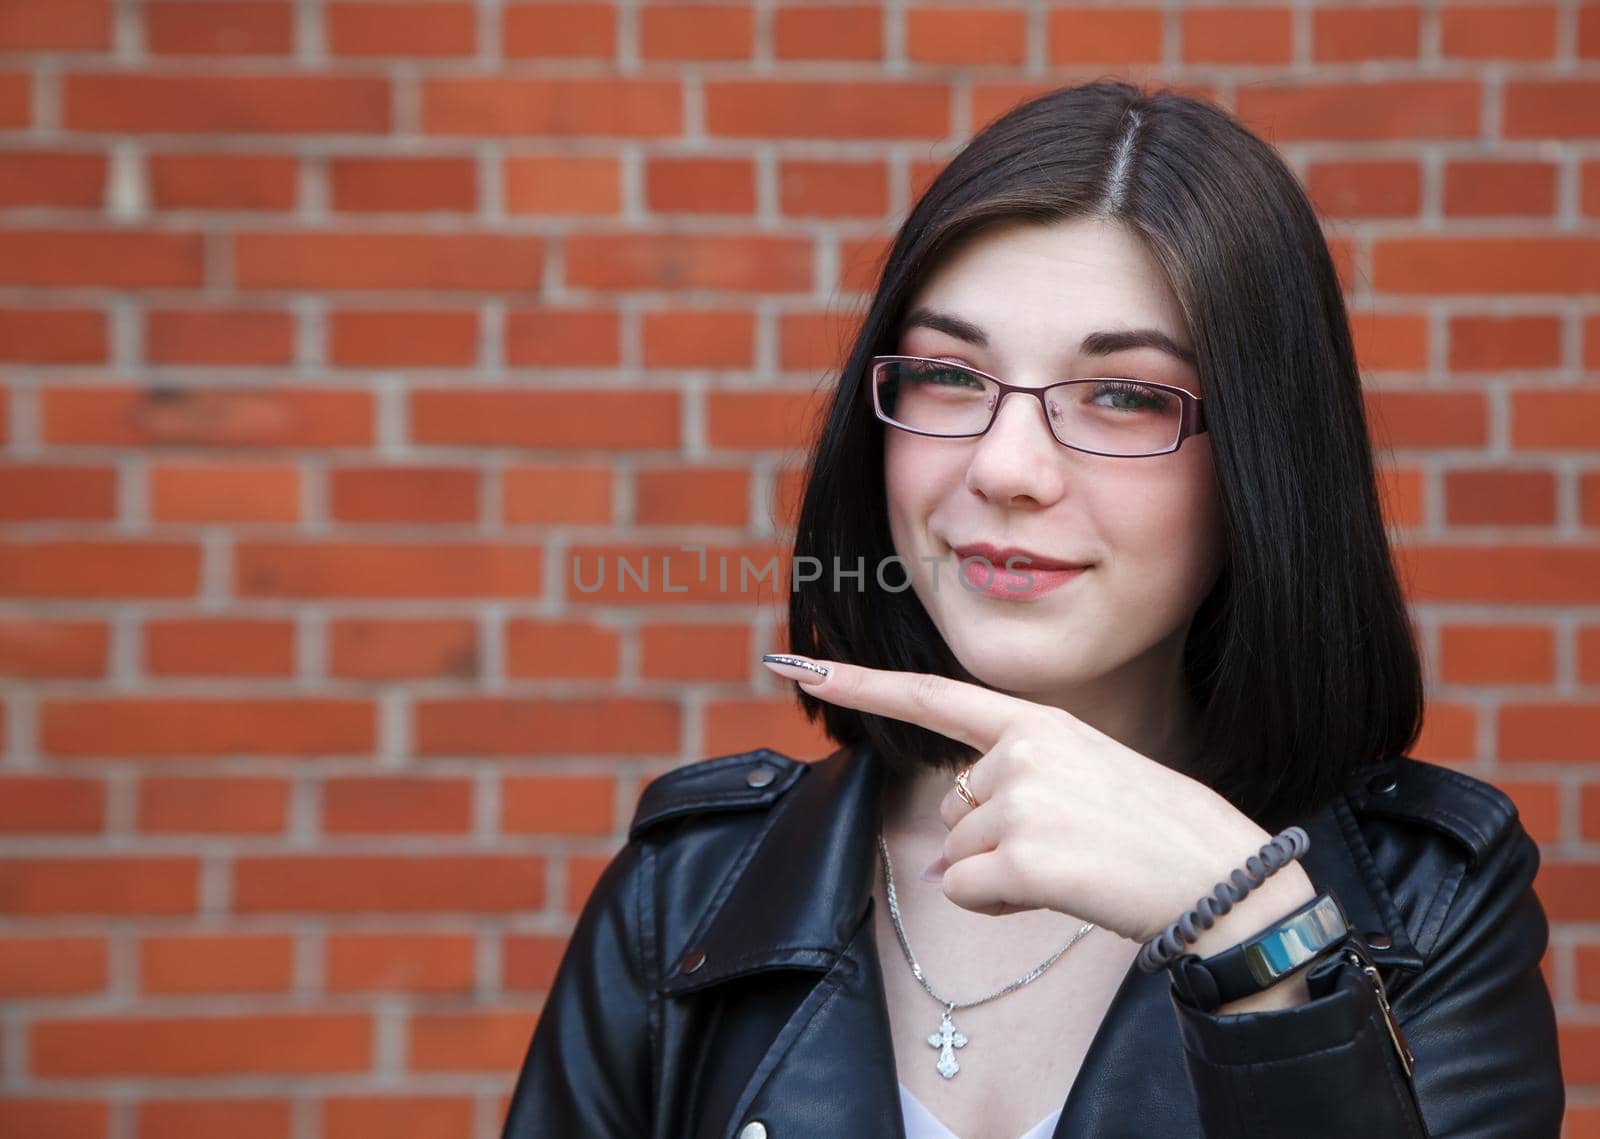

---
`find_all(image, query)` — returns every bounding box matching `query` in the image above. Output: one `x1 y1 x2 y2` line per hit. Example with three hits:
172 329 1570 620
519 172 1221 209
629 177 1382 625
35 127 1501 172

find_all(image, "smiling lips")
950 542 1092 571
948 542 1092 601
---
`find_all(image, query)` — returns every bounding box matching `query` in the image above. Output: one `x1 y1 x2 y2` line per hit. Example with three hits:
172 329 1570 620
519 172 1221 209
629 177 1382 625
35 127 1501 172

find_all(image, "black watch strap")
1169 890 1351 1013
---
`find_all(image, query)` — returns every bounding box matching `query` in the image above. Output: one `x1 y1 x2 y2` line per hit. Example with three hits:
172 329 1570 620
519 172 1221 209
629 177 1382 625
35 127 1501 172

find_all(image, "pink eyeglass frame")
867 354 1209 458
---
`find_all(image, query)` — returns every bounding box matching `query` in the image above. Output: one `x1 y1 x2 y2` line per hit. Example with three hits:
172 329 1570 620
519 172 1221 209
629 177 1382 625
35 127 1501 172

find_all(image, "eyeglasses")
868 355 1207 458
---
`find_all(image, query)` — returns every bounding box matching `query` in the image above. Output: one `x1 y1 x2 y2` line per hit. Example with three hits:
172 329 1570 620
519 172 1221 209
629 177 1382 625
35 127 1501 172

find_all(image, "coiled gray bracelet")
1135 826 1310 974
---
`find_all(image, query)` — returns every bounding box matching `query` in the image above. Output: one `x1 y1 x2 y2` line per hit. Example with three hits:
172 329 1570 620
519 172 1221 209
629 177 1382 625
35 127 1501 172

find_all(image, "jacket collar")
662 737 1423 998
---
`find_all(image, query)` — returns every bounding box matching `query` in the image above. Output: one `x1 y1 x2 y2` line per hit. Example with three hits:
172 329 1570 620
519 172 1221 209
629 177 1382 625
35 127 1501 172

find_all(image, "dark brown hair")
782 79 1424 833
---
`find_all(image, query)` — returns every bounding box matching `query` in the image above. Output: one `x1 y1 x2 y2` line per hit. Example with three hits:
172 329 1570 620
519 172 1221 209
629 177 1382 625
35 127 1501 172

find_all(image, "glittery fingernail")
761 652 830 685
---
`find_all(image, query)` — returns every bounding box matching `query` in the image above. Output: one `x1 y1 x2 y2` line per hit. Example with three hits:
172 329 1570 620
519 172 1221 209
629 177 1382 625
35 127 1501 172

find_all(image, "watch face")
1242 893 1349 986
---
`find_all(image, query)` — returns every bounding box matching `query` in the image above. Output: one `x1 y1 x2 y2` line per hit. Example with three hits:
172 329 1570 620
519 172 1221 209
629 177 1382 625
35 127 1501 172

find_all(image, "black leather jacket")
500 740 1564 1138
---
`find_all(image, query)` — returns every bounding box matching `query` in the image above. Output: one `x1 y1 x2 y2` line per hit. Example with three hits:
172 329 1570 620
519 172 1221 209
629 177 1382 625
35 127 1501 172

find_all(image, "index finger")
760 652 1033 753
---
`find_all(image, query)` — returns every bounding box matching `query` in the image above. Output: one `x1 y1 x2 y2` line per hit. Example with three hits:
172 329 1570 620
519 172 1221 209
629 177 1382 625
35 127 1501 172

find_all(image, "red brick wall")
1 1 1597 1135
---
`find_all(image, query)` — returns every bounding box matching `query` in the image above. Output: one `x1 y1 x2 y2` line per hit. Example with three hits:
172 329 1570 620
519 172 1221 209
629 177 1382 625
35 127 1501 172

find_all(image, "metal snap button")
1365 932 1393 950
1366 771 1398 796
739 1123 768 1139
745 765 776 788
679 946 707 974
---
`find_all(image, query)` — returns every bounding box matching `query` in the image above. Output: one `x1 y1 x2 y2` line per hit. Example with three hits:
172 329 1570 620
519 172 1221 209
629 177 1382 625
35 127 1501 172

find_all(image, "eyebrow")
898 306 1197 368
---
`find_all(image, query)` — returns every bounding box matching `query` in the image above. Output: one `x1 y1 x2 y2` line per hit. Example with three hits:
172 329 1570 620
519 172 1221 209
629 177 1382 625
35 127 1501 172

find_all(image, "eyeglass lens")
873 359 1184 456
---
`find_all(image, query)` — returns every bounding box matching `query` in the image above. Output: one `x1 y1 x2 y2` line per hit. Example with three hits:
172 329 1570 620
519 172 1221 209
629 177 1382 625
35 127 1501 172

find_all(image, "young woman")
500 80 1564 1138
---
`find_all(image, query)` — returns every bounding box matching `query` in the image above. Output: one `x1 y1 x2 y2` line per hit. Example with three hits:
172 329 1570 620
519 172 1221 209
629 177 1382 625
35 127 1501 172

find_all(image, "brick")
329 465 479 523
1442 5 1556 60
326 933 476 994
1583 473 1600 530
905 7 1025 65
702 698 835 760
0 309 103 364
706 389 830 449
0 0 111 50
1348 311 1429 372
0 777 104 833
1447 314 1561 370
779 310 864 372
1376 464 1424 528
0 151 105 208
0 1101 107 1136
423 78 680 137
1409 700 1476 761
770 463 807 530
1236 81 1479 141
502 934 565 990
323 1097 475 1138
1438 624 1555 685
1364 389 1486 448
233 856 544 913
1305 161 1421 218
326 2 475 56
773 4 882 60
45 387 370 448
149 462 300 523
1511 389 1600 449
329 309 478 366
138 1100 290 1139
1505 81 1600 138
235 232 542 291
411 389 678 449
1584 625 1600 684
1443 468 1556 526
1046 8 1161 65
0 465 114 522
65 74 390 133
322 777 474 834
236 542 542 599
504 154 621 215
640 623 750 681
143 617 296 677
145 309 295 365
779 159 888 218
1501 779 1560 843
502 464 613 523
1385 237 1600 293
502 3 615 58
414 698 678 755
839 235 892 292
0 541 199 599
1443 161 1557 217
0 858 197 916
0 620 107 679
565 854 611 912
640 3 752 61
409 1011 532 1072
1500 703 1600 762
0 230 203 287
705 80 947 139
148 153 298 210
140 933 293 994
138 777 290 834
146 2 294 55
641 309 754 368
1312 6 1420 62
1396 545 1600 603
645 156 754 215
503 618 620 679
635 467 748 525
1181 6 1292 64
41 699 370 759
504 307 620 366
329 156 476 213
0 937 106 996
327 618 480 680
501 775 615 835
566 233 811 292
33 1015 370 1077
0 73 30 127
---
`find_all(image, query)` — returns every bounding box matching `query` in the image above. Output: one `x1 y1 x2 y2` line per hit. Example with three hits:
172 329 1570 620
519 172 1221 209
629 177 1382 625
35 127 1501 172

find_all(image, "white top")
898 1083 1062 1139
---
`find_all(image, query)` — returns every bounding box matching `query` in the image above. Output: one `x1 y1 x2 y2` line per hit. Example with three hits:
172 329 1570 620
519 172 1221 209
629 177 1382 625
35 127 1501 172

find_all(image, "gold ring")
954 766 979 809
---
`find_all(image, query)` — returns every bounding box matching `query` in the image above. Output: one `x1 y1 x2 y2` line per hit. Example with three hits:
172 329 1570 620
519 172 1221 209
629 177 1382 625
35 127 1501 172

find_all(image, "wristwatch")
1168 890 1352 1013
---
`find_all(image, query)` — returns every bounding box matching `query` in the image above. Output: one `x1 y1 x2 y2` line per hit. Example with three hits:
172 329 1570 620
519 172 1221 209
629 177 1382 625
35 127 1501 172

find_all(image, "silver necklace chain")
877 832 1096 1079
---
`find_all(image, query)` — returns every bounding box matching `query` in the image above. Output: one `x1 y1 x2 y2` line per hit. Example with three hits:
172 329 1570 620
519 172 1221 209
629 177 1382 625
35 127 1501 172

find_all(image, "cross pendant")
926 1007 968 1079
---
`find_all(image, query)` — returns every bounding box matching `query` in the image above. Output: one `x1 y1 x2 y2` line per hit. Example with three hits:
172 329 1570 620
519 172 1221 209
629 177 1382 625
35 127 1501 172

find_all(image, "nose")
962 387 1070 506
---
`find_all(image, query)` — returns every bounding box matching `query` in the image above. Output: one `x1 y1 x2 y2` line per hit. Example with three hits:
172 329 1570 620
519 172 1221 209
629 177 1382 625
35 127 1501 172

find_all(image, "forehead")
899 218 1192 361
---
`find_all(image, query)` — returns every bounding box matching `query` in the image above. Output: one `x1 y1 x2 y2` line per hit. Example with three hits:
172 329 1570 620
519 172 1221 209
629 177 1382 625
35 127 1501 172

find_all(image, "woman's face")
883 216 1226 718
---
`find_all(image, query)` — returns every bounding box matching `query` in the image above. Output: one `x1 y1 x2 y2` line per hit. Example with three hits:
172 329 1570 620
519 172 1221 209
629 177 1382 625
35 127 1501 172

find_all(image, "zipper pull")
1342 946 1415 1078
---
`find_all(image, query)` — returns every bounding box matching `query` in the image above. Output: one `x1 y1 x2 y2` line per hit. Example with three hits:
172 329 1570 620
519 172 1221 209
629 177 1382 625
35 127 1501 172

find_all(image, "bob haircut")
784 79 1424 834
